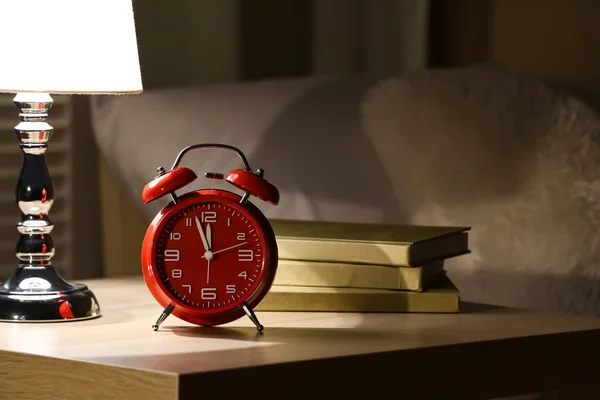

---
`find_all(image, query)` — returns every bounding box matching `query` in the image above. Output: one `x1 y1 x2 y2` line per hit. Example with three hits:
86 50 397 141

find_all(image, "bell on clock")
140 143 279 332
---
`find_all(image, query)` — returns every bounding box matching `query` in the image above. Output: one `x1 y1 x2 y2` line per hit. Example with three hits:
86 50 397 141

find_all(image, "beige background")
430 0 600 81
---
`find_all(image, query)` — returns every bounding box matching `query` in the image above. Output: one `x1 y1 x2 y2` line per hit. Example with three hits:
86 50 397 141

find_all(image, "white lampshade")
0 0 142 94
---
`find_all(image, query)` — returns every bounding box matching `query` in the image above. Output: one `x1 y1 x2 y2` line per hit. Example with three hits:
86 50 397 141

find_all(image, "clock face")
154 200 267 313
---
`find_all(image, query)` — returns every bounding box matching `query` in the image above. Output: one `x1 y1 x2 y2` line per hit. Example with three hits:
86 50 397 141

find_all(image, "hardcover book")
258 273 460 313
271 219 470 267
273 259 445 291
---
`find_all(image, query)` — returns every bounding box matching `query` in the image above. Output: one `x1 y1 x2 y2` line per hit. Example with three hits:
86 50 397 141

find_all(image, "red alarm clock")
140 143 279 332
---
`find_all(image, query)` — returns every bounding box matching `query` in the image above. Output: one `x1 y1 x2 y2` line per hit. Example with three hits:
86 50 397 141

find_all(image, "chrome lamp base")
0 93 101 322
0 265 100 322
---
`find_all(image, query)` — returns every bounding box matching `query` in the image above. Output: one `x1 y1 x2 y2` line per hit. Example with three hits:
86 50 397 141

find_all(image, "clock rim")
141 189 278 326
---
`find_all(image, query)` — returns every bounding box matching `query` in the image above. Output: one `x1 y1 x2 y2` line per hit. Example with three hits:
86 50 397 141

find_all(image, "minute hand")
212 242 248 256
194 216 210 251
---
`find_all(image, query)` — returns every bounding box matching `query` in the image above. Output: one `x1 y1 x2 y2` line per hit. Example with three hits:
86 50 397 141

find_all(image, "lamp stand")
0 93 101 322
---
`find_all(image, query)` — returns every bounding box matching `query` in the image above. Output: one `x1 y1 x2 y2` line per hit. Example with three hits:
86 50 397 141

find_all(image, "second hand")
206 258 210 284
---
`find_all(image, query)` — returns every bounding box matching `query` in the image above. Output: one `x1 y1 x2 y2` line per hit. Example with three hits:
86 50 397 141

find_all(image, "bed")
91 65 600 317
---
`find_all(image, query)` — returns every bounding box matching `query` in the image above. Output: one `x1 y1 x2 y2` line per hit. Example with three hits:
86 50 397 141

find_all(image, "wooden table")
1 277 600 400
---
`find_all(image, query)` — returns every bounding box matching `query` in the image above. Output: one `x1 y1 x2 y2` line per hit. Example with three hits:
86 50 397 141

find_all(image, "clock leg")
242 303 264 332
152 303 175 331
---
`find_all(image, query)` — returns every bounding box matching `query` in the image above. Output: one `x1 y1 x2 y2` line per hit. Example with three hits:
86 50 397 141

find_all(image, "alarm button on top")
225 169 280 205
142 167 197 203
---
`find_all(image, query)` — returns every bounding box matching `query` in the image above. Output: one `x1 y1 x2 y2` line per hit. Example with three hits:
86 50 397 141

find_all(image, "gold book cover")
257 273 460 313
270 219 470 267
273 259 445 291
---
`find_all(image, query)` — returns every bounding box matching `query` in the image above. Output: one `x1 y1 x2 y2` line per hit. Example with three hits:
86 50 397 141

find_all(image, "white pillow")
91 76 402 225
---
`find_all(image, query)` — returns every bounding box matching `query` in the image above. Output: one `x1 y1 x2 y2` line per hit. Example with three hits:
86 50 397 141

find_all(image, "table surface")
2 276 600 400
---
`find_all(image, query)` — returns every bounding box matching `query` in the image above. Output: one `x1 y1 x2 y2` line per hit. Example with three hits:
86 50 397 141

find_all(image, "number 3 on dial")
238 249 253 262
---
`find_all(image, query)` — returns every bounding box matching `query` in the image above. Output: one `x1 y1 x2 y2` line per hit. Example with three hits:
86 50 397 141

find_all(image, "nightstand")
1 276 600 399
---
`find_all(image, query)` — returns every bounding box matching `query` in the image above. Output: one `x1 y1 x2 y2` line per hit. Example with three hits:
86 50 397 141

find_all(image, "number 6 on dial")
201 287 216 300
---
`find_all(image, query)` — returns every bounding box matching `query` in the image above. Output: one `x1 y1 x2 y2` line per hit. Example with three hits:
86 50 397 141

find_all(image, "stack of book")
257 219 470 313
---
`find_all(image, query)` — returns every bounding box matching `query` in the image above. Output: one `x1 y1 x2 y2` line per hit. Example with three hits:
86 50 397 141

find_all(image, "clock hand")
194 216 211 251
211 242 248 256
206 223 212 249
206 258 211 284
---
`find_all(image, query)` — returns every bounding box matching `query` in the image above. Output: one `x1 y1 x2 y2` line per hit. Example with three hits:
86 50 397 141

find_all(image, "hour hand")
194 216 210 251
206 223 212 249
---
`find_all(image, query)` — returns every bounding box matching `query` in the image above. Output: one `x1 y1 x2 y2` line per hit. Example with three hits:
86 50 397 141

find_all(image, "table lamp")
0 0 142 321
